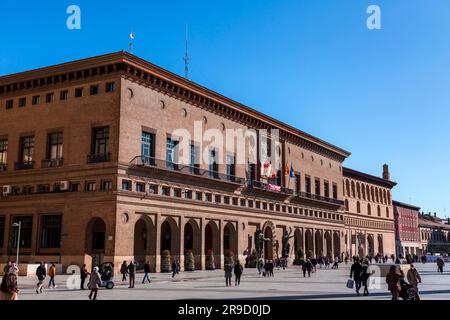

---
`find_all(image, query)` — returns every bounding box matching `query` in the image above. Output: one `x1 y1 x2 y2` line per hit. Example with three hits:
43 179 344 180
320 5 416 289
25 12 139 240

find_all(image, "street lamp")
12 222 21 265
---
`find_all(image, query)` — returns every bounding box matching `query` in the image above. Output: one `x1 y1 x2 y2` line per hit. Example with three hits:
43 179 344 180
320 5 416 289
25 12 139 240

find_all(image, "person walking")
127 261 137 288
120 261 128 282
35 262 46 294
171 259 180 278
302 259 313 277
234 260 243 286
407 264 422 300
350 258 363 296
257 258 264 276
386 265 402 300
48 263 57 289
437 257 445 273
142 262 151 284
0 272 19 300
88 266 101 300
80 264 89 290
361 259 371 296
224 264 233 287
332 257 339 269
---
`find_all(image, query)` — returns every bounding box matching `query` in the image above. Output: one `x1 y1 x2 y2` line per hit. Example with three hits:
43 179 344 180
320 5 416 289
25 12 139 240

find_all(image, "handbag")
346 279 354 289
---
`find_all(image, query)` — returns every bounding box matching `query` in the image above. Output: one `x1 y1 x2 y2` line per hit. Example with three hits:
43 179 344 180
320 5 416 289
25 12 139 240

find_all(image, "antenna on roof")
129 30 136 54
183 24 190 79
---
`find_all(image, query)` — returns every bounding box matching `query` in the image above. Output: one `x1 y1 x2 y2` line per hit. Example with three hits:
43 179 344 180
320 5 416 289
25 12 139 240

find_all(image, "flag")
285 163 289 176
289 163 295 178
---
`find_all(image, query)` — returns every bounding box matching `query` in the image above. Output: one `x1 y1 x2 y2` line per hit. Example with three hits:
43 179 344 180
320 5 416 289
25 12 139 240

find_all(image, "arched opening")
324 231 332 259
294 229 303 258
377 235 384 254
134 217 156 270
371 187 375 202
367 204 372 216
367 235 374 256
345 199 349 211
377 205 381 217
86 217 106 254
366 185 371 201
205 221 220 268
387 191 391 205
333 231 340 258
223 223 237 257
315 230 323 257
383 189 387 204
386 207 390 218
345 180 351 197
184 219 201 270
160 218 179 256
357 201 361 213
351 181 356 198
263 226 273 260
356 183 361 199
305 230 314 258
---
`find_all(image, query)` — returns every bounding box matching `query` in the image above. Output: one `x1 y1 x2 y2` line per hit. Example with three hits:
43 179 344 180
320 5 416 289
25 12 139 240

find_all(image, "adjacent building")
419 213 450 255
0 52 397 273
393 201 421 257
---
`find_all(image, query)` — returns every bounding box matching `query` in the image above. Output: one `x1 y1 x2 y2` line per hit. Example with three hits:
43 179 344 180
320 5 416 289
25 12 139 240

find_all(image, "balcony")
42 158 64 168
129 156 245 190
243 179 294 201
14 161 34 170
0 163 7 172
87 153 111 164
290 191 345 209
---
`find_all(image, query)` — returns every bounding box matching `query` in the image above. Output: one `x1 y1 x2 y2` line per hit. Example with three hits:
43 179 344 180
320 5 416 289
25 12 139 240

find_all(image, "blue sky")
1 1 449 216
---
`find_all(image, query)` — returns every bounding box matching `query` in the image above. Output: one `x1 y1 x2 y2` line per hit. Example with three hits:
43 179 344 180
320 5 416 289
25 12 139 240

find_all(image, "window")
122 180 132 191
69 182 80 192
105 82 115 93
224 196 230 204
86 182 96 192
184 190 192 199
11 216 33 248
90 85 99 95
141 131 155 160
232 197 238 206
166 137 179 169
0 216 4 249
215 195 221 203
377 205 381 217
136 183 145 193
206 193 212 202
294 174 301 195
368 204 372 216
19 136 35 163
91 127 109 155
240 199 246 206
102 180 113 191
75 87 84 98
47 132 63 160
149 185 158 195
256 201 261 209
248 200 254 208
40 215 62 248
345 199 349 211
332 183 338 199
162 187 170 196
314 178 320 196
190 143 200 174
174 189 182 197
305 176 311 194
324 181 330 198
46 93 54 103
357 201 361 213
209 149 219 177
386 207 390 218
5 100 13 109
0 139 7 165
195 192 202 201
18 97 26 108
32 95 41 105
263 202 268 210
60 90 69 101
226 154 236 178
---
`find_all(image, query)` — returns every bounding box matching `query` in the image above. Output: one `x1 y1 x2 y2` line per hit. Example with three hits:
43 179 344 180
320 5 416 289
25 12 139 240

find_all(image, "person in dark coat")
120 261 128 281
234 260 243 286
361 259 372 296
386 265 402 300
127 261 138 288
35 262 46 294
350 258 363 296
437 257 445 273
142 262 151 284
171 260 180 278
302 259 313 277
224 264 233 286
80 264 90 290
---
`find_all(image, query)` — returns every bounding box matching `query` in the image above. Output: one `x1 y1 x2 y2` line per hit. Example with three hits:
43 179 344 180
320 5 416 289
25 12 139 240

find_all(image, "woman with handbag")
0 272 19 300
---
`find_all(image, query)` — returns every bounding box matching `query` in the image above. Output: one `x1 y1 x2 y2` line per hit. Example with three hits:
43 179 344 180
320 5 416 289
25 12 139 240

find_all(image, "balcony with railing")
290 191 345 209
243 179 294 200
42 158 64 168
129 156 245 190
14 161 34 170
87 153 111 164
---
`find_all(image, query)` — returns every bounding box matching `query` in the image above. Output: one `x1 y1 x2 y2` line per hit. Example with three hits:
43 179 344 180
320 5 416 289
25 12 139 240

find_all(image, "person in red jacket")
386 265 402 300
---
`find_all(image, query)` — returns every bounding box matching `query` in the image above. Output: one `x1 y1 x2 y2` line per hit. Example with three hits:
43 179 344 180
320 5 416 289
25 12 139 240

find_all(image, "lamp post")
12 222 21 265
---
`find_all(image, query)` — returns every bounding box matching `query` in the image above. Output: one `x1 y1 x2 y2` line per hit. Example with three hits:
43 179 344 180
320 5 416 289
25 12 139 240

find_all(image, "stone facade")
393 201 421 257
418 213 450 255
0 52 396 274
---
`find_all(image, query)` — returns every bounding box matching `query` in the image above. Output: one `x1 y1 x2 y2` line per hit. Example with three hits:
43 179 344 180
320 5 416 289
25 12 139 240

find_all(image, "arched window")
345 199 349 211
345 180 350 197
367 204 371 215
357 201 361 213
362 184 366 200
377 205 381 217
383 189 387 204
351 181 356 198
375 188 379 203
387 191 391 205
356 183 361 199
386 207 389 218
366 185 371 201
371 187 375 202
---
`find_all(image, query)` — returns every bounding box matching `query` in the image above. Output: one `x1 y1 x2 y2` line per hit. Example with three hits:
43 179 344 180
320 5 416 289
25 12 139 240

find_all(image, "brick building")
393 201 421 257
0 52 397 273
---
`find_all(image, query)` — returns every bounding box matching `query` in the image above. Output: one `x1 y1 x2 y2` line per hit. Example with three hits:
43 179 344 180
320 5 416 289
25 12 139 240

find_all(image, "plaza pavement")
14 262 450 300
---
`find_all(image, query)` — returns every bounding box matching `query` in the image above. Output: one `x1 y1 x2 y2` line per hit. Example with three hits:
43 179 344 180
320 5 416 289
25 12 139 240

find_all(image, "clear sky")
1 1 449 216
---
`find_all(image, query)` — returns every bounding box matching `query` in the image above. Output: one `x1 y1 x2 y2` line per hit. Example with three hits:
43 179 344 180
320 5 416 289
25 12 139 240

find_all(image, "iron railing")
248 180 294 195
14 161 34 170
42 158 64 168
87 153 111 164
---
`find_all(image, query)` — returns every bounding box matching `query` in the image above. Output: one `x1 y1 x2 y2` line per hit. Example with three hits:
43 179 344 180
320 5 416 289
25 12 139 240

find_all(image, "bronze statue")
282 228 294 259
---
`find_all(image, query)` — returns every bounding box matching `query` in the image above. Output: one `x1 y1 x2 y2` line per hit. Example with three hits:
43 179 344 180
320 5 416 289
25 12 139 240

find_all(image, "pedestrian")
127 261 137 288
344 255 349 265
80 264 89 290
120 261 128 282
395 256 401 264
302 259 313 277
48 263 57 288
35 262 46 294
406 264 421 300
3 261 12 275
437 257 445 273
311 257 317 272
88 266 101 300
171 259 179 278
332 256 339 269
350 258 363 296
258 258 264 276
0 272 19 300
224 264 233 287
142 261 151 284
361 259 372 296
269 260 274 277
234 260 243 286
263 260 269 277
386 265 402 300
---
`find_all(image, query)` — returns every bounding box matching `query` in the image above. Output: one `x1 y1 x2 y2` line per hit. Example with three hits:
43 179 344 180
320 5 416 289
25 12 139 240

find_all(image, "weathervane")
129 30 135 54
183 24 190 79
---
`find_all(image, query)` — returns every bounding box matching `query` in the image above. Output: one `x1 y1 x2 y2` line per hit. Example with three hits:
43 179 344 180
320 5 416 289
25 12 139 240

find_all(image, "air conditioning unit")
60 181 69 191
2 185 12 195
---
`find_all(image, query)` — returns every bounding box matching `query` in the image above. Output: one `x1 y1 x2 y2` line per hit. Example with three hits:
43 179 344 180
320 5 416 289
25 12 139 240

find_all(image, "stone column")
155 214 162 272
302 227 306 258
200 217 206 270
312 228 316 258
179 216 185 271
219 219 224 270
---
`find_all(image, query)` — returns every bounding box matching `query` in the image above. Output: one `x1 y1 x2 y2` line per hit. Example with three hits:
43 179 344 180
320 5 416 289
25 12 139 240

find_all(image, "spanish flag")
285 163 290 176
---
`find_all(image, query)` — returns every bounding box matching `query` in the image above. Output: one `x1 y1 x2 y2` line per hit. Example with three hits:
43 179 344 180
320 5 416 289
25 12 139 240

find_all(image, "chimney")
434 212 437 217
382 164 390 180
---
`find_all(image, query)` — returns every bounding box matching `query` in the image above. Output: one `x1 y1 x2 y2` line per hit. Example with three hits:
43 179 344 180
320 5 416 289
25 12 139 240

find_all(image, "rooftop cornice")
392 200 421 211
343 167 397 189
0 51 351 162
